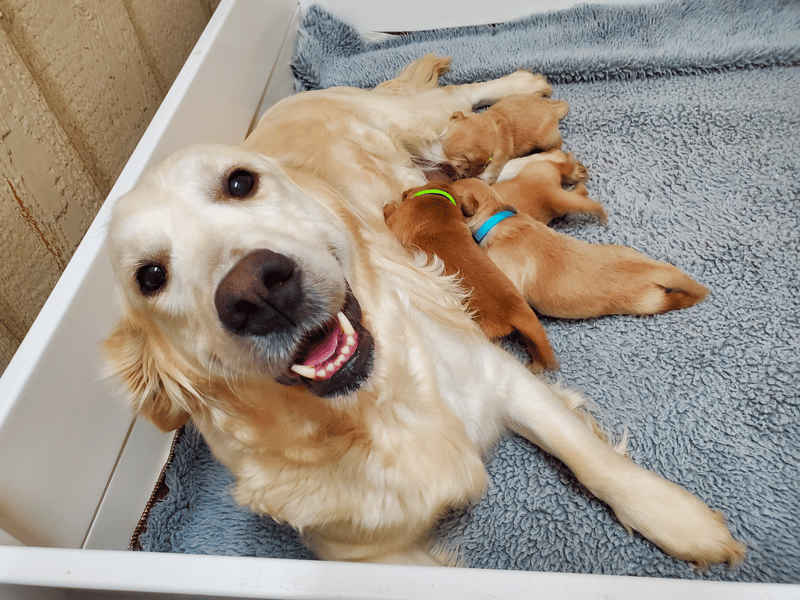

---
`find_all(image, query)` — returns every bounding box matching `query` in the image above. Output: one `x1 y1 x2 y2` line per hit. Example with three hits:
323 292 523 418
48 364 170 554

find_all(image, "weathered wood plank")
124 0 211 90
0 1 214 374
0 24 107 372
1 0 165 192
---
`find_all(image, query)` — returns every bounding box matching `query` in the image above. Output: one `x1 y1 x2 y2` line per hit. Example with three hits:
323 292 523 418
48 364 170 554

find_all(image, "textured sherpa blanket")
136 0 800 583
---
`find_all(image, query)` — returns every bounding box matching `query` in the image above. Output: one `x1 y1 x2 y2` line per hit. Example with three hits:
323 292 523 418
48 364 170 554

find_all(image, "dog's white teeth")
291 364 317 379
346 335 356 347
337 311 355 336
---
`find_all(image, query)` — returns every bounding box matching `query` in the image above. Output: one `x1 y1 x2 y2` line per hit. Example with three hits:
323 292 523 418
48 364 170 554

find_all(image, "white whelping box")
0 0 796 598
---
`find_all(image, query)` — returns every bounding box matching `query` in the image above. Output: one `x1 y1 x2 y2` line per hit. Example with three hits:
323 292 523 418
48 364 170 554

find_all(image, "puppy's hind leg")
545 184 608 224
495 150 573 182
499 367 746 567
520 229 709 319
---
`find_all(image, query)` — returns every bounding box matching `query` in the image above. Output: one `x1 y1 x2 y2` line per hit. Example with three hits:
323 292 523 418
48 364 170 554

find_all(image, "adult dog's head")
104 144 375 431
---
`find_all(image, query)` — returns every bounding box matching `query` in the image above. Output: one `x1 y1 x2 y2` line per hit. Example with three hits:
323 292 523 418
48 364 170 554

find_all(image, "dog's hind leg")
307 531 449 566
499 366 746 567
375 54 452 93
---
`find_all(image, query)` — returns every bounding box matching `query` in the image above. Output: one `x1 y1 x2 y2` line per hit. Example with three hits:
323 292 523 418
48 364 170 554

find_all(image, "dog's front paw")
609 468 746 568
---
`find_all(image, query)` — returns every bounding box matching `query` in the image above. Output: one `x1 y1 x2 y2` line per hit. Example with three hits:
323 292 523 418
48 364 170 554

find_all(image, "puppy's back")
386 188 556 370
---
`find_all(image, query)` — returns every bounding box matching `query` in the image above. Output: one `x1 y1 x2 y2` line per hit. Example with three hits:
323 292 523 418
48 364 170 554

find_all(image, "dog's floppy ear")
450 111 466 122
103 316 191 432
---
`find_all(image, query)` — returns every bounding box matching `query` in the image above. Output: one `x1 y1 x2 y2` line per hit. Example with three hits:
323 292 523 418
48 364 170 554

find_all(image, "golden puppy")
384 182 558 371
492 150 606 224
453 178 710 319
442 93 569 183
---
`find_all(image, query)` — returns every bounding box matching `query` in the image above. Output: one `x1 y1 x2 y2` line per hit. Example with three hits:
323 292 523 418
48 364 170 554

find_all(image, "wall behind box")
0 0 222 374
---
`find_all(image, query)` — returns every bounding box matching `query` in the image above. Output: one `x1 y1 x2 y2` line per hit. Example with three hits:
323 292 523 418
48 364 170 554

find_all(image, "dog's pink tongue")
303 326 341 367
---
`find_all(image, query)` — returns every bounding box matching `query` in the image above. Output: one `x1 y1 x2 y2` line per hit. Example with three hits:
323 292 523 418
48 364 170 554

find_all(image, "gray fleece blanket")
136 0 800 583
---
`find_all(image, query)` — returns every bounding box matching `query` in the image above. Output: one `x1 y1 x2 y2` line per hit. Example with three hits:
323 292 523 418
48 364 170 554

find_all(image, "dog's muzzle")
214 249 374 398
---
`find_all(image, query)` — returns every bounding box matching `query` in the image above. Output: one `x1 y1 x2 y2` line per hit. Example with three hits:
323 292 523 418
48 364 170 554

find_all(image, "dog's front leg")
502 374 746 568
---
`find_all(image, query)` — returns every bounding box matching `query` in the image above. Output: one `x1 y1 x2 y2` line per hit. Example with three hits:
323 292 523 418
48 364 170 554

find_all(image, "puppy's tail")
376 54 452 93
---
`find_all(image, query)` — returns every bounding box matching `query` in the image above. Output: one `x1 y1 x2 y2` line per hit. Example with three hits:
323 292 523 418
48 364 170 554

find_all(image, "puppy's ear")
383 201 399 221
459 188 479 218
450 111 466 122
103 317 191 432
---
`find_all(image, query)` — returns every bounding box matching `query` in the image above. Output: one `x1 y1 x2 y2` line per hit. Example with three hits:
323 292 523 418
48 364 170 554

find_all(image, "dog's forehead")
107 143 349 275
119 145 284 209
109 145 318 236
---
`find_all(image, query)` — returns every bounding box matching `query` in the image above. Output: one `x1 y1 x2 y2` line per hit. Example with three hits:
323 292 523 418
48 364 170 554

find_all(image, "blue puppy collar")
473 210 517 245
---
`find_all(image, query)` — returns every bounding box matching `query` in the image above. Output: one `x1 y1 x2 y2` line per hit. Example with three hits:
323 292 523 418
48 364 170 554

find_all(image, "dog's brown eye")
227 169 256 198
136 264 167 295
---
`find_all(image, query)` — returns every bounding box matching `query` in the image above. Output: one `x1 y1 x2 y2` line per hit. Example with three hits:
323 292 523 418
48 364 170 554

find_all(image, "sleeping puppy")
453 177 710 319
105 55 743 567
441 92 569 184
384 182 558 371
491 150 607 224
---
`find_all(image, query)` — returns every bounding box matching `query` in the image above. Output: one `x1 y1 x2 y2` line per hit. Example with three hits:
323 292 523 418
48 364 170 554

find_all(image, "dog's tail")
375 54 452 93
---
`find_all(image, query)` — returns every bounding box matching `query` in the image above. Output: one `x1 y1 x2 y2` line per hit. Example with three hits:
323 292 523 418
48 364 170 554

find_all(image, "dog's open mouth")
284 290 374 398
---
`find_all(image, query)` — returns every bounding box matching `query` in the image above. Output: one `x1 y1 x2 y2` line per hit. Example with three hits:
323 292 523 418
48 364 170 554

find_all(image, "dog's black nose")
215 249 302 335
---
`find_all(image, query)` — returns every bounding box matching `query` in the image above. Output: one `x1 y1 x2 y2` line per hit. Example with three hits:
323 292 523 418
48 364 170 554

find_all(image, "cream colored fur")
104 55 745 567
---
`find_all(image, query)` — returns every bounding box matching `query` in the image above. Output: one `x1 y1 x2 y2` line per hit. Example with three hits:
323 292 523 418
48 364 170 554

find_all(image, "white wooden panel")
0 547 796 600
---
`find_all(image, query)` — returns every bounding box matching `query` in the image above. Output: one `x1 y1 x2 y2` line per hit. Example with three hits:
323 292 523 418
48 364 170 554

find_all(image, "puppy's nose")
215 249 302 335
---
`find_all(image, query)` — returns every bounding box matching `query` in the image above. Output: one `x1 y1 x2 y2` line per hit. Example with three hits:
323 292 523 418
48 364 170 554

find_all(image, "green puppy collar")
412 188 457 206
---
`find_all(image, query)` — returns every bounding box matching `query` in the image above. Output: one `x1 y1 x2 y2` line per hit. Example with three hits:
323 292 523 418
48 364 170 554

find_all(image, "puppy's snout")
215 249 302 336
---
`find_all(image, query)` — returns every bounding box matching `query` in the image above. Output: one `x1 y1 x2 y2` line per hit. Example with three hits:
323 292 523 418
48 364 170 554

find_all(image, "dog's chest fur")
199 379 488 537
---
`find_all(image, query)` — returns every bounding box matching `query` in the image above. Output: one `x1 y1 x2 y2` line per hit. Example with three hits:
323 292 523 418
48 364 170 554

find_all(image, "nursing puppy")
104 55 743 567
384 182 557 371
442 92 569 183
492 150 607 224
453 177 710 319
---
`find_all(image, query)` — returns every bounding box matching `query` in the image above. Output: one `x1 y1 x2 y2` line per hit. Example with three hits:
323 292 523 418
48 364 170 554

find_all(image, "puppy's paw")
570 185 607 224
561 152 589 185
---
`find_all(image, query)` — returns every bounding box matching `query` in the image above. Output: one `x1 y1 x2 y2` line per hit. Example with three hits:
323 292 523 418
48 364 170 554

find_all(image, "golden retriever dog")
453 175 710 319
104 55 744 567
384 182 558 371
441 92 569 183
491 150 607 224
